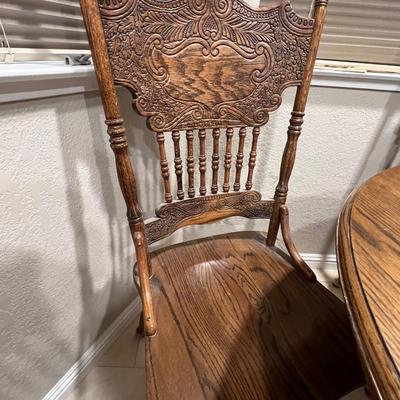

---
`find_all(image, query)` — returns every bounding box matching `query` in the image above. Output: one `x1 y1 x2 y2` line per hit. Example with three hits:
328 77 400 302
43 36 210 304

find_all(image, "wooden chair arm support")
279 205 316 282
133 232 157 336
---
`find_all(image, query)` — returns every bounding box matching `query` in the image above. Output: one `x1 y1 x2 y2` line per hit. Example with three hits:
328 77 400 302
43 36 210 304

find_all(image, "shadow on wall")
54 92 137 397
0 251 73 400
117 87 165 216
355 90 400 183
286 88 400 260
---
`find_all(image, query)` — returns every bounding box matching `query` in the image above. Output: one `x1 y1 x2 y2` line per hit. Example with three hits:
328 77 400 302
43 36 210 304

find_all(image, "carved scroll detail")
99 0 313 130
145 191 273 244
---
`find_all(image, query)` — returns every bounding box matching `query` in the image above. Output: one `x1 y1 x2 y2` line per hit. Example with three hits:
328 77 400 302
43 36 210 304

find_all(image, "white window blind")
0 0 89 62
1 0 399 66
292 0 400 66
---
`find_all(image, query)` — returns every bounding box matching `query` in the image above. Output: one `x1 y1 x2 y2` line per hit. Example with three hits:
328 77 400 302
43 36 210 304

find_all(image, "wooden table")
337 166 400 400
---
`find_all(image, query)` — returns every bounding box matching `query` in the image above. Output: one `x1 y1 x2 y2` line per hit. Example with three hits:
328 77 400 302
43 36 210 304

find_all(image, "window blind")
1 0 399 65
0 0 89 62
292 0 400 66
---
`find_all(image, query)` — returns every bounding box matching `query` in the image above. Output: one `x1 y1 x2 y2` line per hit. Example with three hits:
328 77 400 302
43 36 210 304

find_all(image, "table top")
337 166 400 400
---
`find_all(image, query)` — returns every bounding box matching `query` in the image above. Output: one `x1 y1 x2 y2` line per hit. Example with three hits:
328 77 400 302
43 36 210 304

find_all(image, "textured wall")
0 93 134 400
119 86 400 254
0 85 399 399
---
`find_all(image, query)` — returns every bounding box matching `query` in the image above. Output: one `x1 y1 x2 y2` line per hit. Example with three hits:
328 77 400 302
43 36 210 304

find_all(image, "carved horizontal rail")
145 191 273 244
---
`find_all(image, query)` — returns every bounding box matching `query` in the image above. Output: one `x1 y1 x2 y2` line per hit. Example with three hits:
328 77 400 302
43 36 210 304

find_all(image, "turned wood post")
267 0 328 246
79 0 156 336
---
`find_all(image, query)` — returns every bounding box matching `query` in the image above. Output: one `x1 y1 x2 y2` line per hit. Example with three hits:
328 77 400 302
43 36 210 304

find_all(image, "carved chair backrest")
80 0 328 246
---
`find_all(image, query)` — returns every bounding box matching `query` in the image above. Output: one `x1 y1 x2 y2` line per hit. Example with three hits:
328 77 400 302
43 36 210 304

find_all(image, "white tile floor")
66 269 368 400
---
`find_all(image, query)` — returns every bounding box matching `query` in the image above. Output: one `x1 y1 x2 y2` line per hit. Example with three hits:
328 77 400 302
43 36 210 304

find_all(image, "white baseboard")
41 253 336 400
300 253 337 268
42 297 142 400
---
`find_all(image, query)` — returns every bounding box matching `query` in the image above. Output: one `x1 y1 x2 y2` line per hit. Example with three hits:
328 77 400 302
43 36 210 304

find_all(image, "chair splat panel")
98 0 314 131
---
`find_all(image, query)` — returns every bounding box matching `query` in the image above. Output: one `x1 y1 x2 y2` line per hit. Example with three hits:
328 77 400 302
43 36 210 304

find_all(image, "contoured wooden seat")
148 232 364 399
80 0 365 398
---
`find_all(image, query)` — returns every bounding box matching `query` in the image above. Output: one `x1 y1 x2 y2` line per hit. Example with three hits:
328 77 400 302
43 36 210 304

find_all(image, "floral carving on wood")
145 191 273 244
98 0 314 131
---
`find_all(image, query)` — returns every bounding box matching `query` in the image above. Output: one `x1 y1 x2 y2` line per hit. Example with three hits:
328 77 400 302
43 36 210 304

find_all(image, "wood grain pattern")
98 0 314 131
280 205 316 282
337 166 400 400
81 0 330 350
267 2 327 246
145 192 273 244
147 232 364 399
80 0 155 335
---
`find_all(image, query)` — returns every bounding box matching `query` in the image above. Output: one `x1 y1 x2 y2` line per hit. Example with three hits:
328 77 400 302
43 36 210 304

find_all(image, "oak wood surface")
147 232 364 399
145 191 273 244
97 0 315 131
81 0 331 348
337 166 400 400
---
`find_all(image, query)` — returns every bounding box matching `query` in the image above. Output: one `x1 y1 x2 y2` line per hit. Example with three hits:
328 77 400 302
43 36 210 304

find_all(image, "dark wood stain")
337 166 400 399
79 0 365 397
147 232 364 399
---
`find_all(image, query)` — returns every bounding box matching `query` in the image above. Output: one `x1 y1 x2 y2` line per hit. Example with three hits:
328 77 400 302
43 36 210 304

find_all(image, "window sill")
0 62 98 104
0 61 399 104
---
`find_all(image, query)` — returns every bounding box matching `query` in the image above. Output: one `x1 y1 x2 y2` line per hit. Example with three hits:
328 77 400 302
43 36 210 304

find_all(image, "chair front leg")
280 205 316 282
133 231 157 336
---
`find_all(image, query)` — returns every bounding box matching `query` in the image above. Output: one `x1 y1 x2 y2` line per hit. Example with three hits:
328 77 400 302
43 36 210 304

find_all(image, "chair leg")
136 311 145 337
279 205 317 282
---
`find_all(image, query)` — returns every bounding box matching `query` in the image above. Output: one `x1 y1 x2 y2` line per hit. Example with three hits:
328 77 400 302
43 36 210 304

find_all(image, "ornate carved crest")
98 0 314 131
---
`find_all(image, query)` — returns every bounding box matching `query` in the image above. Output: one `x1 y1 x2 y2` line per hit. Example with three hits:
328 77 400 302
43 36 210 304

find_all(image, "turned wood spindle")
172 130 184 200
198 129 207 196
186 130 195 198
156 132 173 203
267 2 328 247
234 127 246 191
223 127 234 192
245 127 260 190
211 128 220 194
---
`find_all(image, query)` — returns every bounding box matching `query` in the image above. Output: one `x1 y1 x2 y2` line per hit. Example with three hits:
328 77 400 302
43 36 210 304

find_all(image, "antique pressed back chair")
80 0 365 398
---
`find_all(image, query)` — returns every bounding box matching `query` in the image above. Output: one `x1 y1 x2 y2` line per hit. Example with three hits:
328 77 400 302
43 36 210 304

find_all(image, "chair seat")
146 232 364 400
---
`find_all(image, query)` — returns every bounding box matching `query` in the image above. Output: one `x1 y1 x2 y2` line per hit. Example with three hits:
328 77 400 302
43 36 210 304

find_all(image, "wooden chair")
80 0 365 398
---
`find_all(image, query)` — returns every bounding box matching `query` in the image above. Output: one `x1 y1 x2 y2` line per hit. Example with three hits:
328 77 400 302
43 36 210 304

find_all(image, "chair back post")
266 0 328 246
79 0 156 336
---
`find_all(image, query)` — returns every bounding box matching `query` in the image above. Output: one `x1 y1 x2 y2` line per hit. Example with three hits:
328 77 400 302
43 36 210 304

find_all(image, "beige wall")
0 84 399 399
